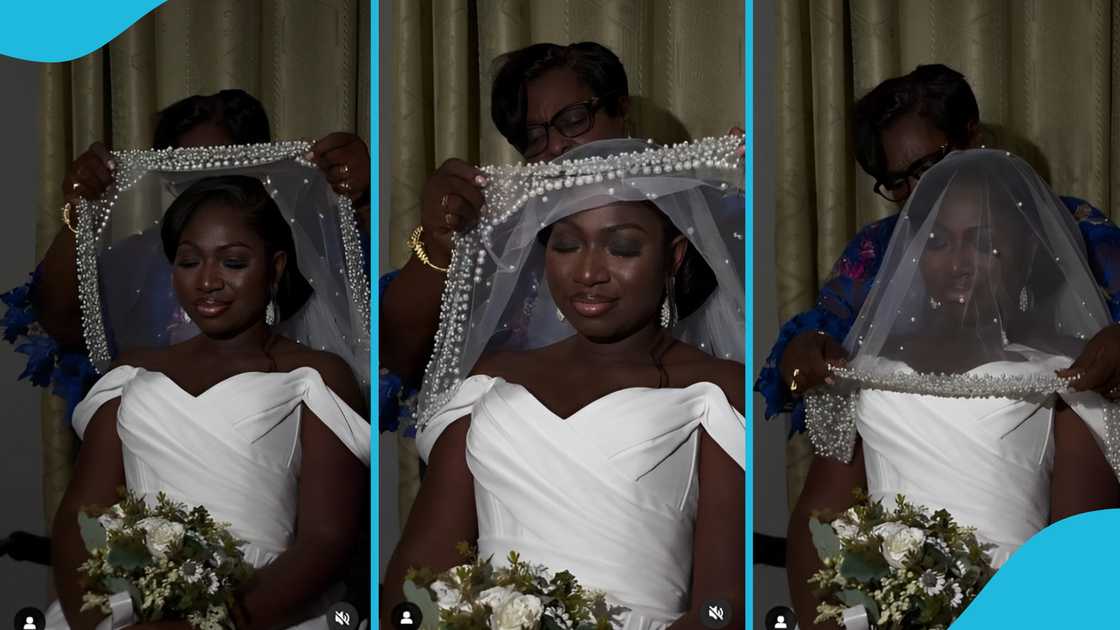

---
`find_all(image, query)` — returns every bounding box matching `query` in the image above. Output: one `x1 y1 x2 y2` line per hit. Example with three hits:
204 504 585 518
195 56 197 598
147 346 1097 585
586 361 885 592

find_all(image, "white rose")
876 524 926 569
490 594 544 630
136 517 185 560
477 585 516 609
430 580 462 610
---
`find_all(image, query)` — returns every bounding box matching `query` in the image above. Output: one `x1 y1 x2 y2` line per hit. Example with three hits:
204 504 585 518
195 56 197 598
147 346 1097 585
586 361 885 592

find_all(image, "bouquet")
404 543 626 629
77 491 255 630
809 491 995 630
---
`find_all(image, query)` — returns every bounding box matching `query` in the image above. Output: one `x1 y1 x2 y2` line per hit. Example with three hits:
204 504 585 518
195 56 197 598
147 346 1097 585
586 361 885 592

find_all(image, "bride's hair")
534 201 717 320
159 175 313 321
153 89 272 150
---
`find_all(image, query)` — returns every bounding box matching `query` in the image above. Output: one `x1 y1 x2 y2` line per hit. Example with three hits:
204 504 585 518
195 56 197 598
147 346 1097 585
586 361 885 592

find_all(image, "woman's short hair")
853 64 979 180
153 89 272 150
491 42 629 153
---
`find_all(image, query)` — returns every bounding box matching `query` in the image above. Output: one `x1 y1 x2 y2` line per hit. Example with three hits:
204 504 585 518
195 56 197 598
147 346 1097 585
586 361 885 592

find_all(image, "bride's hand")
1058 323 1120 399
780 330 848 396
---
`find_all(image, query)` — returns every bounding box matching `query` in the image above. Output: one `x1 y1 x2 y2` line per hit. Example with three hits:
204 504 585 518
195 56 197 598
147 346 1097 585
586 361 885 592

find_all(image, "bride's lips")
570 295 618 318
195 298 231 317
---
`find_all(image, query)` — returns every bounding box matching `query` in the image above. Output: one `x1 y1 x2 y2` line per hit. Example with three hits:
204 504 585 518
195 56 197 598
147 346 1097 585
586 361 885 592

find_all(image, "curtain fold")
36 0 370 530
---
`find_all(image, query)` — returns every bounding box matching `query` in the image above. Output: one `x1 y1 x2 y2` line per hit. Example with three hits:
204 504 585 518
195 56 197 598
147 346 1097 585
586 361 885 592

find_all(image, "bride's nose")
574 250 609 285
950 247 976 275
199 262 224 291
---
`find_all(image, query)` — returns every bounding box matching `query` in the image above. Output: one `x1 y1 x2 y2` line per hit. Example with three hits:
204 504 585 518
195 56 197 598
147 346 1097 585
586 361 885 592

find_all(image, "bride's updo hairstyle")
160 175 314 322
535 201 717 319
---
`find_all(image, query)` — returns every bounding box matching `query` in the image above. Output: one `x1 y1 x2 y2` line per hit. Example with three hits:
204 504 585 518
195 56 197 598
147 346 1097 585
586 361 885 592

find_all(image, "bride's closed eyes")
547 225 648 257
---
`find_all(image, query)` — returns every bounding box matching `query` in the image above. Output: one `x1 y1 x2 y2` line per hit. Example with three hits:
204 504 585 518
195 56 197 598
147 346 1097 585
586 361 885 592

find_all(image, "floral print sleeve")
754 215 899 434
1062 196 1120 320
378 270 417 436
0 266 98 423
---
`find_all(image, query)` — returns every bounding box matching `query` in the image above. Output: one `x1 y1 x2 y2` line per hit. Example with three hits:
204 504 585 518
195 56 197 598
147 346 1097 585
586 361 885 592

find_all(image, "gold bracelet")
61 202 77 234
407 225 448 273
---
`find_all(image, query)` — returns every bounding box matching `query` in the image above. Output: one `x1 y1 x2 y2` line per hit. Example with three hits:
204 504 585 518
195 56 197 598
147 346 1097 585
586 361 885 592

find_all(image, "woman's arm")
671 430 745 630
1050 404 1120 522
787 443 867 630
52 399 124 630
380 159 484 385
234 403 366 630
381 416 478 621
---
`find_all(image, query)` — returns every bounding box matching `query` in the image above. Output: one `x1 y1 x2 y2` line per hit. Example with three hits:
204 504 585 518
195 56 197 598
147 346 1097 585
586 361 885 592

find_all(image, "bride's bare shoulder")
272 338 365 413
668 342 745 412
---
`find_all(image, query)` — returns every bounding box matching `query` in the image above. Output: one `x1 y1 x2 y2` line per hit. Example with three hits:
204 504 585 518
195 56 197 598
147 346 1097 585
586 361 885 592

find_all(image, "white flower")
491 594 544 630
927 537 950 556
832 518 860 541
135 517 186 559
918 569 946 595
948 582 963 607
97 505 127 533
207 573 220 595
874 522 925 569
478 585 517 609
430 579 462 610
953 560 968 577
182 560 203 584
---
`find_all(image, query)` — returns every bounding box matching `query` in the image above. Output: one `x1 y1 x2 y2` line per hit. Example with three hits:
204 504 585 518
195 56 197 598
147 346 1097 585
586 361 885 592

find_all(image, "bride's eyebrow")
603 223 647 234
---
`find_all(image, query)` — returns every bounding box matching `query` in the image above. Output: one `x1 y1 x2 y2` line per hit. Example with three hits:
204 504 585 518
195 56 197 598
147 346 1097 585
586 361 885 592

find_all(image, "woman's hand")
728 125 745 158
779 330 848 396
1058 323 1120 399
62 141 115 204
418 159 487 268
308 132 370 203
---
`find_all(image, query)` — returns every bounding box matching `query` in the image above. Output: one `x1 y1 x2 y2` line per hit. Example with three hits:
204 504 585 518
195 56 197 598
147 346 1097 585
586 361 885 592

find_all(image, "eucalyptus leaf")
839 552 889 583
809 517 841 560
107 544 149 571
78 512 107 551
837 590 880 623
403 579 441 630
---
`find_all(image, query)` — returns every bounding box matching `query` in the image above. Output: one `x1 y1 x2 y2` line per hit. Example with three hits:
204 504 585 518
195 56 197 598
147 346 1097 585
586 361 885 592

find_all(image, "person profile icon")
773 615 788 629
399 611 414 626
23 618 36 630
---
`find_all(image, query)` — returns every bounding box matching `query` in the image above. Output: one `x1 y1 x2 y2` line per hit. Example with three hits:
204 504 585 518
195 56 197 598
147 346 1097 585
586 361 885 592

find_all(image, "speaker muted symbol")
700 598 732 628
327 602 359 630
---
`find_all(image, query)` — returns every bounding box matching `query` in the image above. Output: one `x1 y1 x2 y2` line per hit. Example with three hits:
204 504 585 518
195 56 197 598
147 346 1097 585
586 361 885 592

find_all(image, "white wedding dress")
856 346 1109 567
44 365 371 630
416 375 746 630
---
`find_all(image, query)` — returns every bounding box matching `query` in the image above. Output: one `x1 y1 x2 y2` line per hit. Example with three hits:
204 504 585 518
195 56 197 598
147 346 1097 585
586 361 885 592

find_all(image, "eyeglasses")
873 144 951 203
522 97 607 159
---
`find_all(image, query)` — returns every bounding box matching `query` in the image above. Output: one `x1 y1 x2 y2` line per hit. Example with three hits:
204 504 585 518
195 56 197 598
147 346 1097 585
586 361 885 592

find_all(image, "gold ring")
789 367 802 393
341 164 350 175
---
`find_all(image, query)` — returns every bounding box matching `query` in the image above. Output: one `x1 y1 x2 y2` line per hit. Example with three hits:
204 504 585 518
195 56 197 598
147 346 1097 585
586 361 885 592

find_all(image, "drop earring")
660 277 678 328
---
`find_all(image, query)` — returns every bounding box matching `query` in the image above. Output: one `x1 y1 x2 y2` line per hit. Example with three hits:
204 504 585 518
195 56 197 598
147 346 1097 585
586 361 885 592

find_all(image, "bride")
47 154 370 630
789 149 1120 629
382 137 746 629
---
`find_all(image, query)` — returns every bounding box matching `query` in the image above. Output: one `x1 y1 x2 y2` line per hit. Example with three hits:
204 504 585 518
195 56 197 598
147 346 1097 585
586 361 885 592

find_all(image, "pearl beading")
414 135 744 431
75 142 369 377
806 367 1120 479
